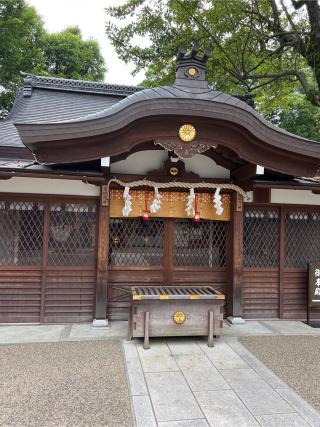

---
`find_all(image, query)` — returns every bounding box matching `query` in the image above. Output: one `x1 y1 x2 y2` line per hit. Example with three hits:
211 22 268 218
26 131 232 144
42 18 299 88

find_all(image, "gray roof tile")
0 74 140 149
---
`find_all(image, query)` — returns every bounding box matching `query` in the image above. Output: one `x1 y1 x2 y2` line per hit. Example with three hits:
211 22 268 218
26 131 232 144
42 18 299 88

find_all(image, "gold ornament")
187 67 197 77
170 167 178 176
179 124 196 142
173 311 186 324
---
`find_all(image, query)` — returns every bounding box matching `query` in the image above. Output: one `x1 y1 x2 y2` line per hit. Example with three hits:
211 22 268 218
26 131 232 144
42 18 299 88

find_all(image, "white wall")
271 189 320 205
184 154 230 178
111 150 230 178
111 150 168 175
0 177 100 196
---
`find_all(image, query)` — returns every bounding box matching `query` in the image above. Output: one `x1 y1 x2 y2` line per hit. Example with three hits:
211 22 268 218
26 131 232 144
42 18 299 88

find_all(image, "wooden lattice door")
107 217 228 319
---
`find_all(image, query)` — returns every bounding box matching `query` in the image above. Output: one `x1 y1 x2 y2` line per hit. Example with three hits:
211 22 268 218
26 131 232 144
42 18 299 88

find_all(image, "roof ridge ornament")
20 71 142 98
174 44 212 89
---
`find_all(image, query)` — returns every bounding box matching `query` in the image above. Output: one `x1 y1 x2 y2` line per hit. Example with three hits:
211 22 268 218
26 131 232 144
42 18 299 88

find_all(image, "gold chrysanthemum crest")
173 311 186 324
179 124 196 142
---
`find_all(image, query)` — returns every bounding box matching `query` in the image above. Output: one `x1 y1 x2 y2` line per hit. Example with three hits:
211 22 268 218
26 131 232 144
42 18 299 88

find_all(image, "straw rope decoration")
106 178 246 199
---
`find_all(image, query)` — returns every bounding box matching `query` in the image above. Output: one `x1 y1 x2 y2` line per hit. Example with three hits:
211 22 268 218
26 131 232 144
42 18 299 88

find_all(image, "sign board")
307 262 320 324
308 263 320 306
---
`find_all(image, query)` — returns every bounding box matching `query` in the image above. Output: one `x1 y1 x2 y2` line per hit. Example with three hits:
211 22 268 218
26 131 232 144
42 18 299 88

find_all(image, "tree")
105 0 320 106
42 27 105 81
0 0 105 117
0 0 45 116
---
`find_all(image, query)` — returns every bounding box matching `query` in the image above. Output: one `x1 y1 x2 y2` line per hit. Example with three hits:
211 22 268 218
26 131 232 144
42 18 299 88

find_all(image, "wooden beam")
231 163 257 181
253 188 271 203
94 185 109 324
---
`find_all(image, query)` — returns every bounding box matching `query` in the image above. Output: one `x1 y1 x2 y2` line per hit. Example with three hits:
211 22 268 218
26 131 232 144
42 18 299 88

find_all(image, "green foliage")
0 0 45 116
41 27 105 81
0 0 105 117
264 94 320 141
105 0 320 140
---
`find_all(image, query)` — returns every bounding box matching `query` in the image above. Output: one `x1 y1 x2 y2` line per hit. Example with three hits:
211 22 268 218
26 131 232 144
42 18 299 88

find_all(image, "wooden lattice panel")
48 203 96 266
0 201 44 265
174 219 226 267
285 211 320 269
109 218 164 266
243 208 279 268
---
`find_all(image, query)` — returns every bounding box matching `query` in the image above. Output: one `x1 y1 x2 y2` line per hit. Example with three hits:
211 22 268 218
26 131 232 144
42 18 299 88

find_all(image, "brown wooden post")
226 192 244 323
93 185 109 327
279 206 285 319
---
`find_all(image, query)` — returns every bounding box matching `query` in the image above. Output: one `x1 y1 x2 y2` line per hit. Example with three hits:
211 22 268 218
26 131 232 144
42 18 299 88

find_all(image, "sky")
27 0 146 86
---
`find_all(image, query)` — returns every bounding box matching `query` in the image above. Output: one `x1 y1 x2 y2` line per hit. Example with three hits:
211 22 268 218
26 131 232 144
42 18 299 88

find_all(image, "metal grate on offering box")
131 286 225 301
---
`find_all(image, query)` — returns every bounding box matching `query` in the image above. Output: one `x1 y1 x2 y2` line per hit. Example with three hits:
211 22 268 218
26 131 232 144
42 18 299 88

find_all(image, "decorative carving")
154 138 213 159
179 124 196 142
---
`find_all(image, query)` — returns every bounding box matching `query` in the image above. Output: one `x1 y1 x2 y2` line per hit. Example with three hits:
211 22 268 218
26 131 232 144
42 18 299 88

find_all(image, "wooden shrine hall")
1 45 320 325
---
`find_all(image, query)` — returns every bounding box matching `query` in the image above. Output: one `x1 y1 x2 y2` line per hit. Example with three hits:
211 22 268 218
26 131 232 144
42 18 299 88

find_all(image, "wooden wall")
243 269 279 319
242 204 320 320
0 194 98 324
44 268 96 323
0 266 42 323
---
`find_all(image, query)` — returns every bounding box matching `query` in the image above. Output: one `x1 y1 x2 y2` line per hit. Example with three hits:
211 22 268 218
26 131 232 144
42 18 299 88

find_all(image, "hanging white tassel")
213 188 223 215
186 188 195 216
150 187 162 213
122 186 132 217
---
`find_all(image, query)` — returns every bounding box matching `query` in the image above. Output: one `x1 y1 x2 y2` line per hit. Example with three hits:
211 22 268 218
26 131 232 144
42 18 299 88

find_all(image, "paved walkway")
1 320 320 427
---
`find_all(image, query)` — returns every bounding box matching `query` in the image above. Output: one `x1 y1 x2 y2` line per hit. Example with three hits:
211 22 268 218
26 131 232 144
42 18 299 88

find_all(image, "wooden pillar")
93 185 109 326
279 206 285 319
226 192 244 321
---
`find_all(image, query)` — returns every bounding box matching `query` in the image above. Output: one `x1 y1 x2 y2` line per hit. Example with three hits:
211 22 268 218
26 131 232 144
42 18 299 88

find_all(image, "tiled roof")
0 74 143 151
0 73 254 152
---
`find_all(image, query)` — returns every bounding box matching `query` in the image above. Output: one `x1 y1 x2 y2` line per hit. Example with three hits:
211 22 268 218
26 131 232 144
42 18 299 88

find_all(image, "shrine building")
1 46 320 325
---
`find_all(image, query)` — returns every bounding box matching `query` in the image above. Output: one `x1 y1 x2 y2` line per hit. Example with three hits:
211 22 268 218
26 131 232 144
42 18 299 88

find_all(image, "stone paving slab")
199 341 249 369
276 387 320 427
158 420 209 427
123 342 148 396
174 353 230 392
145 371 204 422
137 341 179 373
132 395 157 427
220 368 294 415
195 390 259 426
260 320 320 335
0 324 65 344
255 413 311 427
223 321 273 336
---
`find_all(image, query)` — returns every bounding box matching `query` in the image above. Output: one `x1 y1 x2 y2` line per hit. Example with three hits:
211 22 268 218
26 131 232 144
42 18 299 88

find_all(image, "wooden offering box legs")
127 286 225 349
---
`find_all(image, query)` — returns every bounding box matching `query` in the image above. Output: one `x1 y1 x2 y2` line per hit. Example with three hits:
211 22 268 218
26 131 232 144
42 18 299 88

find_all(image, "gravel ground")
0 340 133 427
240 335 320 412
